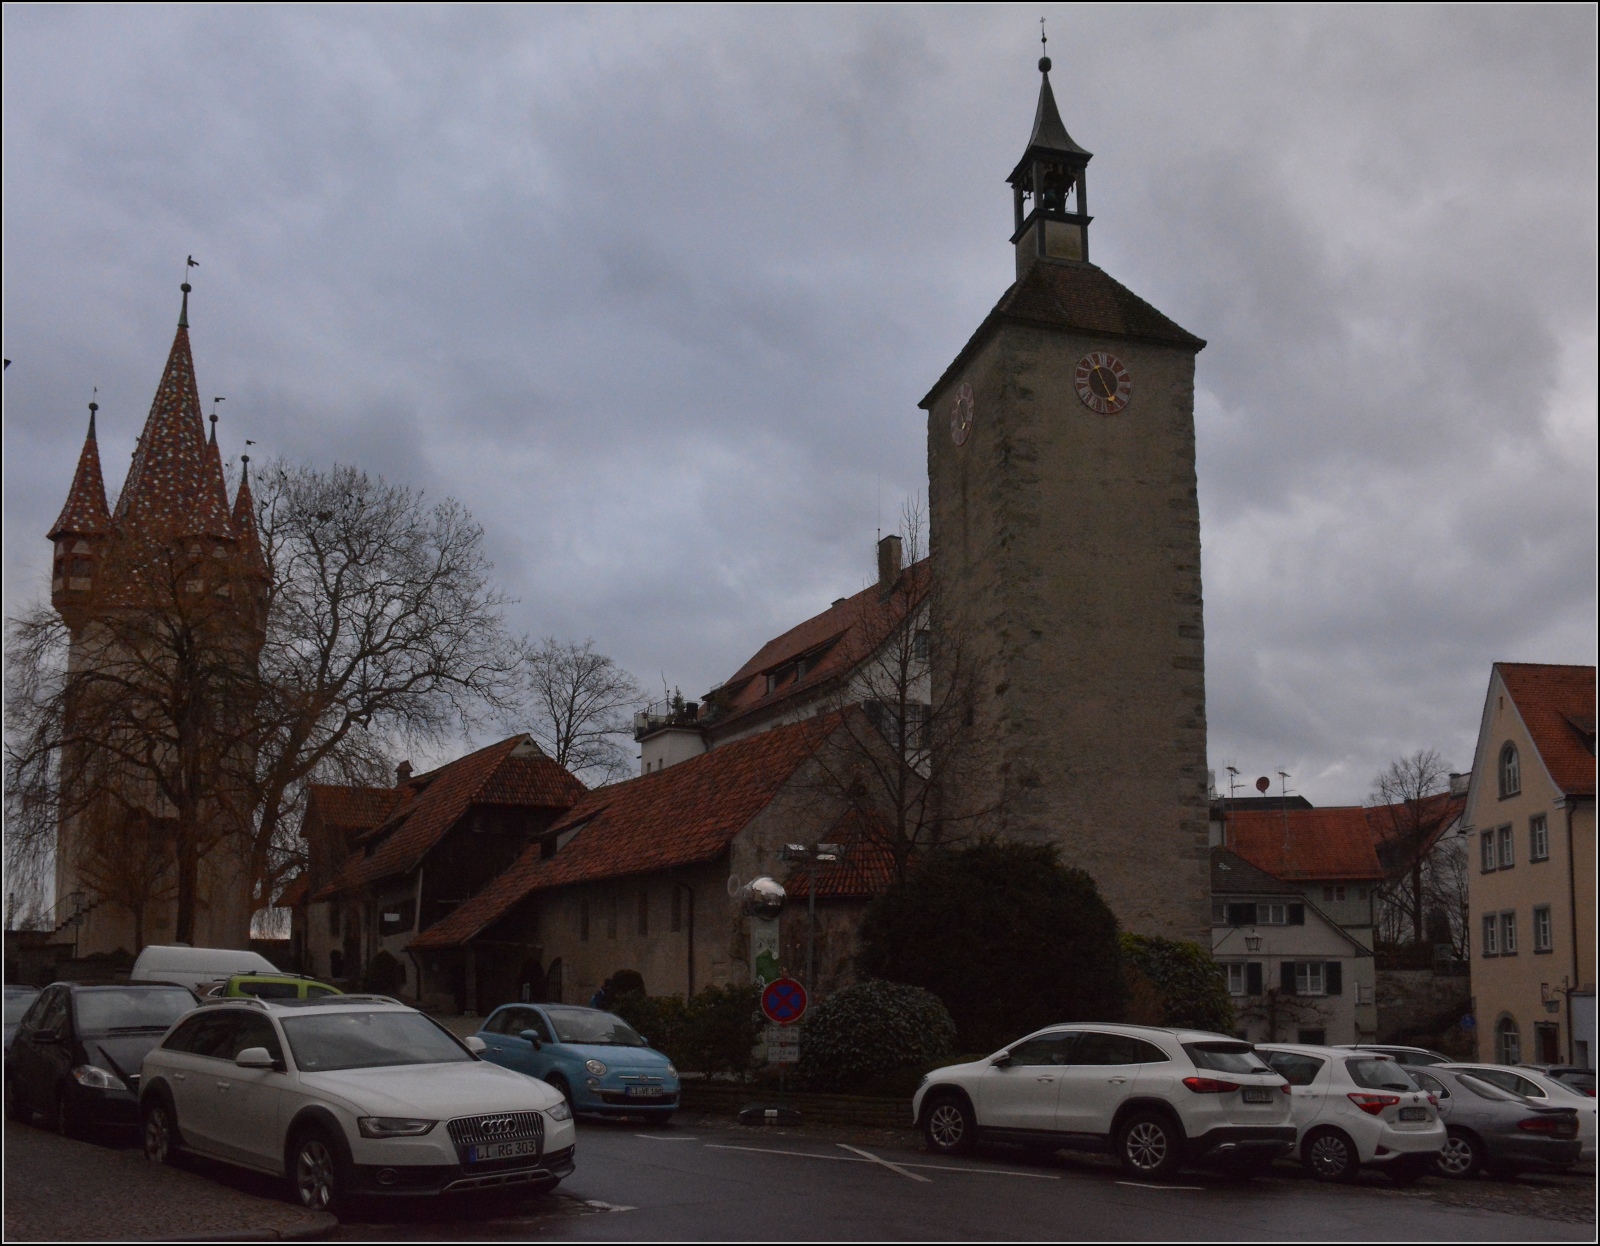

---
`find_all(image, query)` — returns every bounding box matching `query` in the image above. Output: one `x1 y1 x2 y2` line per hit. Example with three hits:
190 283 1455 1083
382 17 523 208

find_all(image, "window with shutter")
1325 962 1342 995
1280 962 1297 995
1226 903 1256 926
1246 962 1263 996
1288 903 1306 925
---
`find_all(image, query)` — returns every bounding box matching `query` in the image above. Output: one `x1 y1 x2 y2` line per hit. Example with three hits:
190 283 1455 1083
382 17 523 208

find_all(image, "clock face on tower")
1074 352 1132 415
950 382 975 446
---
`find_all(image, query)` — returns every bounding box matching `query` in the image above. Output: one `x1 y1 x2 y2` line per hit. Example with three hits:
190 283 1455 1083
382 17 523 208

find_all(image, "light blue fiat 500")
474 1003 680 1121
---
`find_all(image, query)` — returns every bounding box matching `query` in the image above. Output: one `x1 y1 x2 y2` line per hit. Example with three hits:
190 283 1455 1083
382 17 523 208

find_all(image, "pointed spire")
1015 52 1091 173
232 454 267 576
113 284 235 540
49 402 113 540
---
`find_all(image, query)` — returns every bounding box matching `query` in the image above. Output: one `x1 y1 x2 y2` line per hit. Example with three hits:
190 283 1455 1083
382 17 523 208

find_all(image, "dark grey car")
1409 1067 1581 1178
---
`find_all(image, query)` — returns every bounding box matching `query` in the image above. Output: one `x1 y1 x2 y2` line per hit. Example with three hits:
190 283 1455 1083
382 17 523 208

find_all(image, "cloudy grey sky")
4 4 1595 804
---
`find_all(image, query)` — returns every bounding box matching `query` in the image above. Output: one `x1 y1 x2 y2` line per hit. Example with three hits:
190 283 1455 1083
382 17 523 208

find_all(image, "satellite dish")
726 874 743 898
1255 776 1271 793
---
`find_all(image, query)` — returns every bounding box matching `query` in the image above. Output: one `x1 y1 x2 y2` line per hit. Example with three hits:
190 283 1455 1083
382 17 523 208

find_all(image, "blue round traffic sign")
761 977 807 1025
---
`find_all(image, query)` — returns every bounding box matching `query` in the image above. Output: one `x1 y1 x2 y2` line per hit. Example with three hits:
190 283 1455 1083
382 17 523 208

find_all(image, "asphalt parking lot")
7 1111 1593 1241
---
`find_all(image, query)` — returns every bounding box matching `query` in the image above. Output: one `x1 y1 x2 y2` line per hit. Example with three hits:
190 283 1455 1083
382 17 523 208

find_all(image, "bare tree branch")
521 637 643 785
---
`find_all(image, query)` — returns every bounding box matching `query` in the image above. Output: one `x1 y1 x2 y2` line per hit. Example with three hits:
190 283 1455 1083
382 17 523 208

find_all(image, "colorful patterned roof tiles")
49 407 112 540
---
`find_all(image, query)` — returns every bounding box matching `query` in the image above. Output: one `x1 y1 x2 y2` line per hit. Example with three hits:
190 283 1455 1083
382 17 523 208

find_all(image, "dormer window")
1498 742 1520 798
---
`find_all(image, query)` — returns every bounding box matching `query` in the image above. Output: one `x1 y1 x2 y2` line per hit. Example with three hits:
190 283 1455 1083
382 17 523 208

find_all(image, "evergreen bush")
1118 933 1233 1033
857 839 1126 1051
797 979 956 1092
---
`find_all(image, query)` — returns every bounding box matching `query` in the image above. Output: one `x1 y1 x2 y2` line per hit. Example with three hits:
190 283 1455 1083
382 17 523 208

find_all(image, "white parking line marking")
583 1198 638 1211
632 1133 700 1141
705 1143 865 1162
838 1143 933 1182
896 1160 1060 1179
1114 1181 1205 1191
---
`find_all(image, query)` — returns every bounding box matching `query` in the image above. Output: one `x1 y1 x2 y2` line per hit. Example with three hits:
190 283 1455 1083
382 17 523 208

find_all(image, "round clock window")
1073 352 1132 415
950 382 975 446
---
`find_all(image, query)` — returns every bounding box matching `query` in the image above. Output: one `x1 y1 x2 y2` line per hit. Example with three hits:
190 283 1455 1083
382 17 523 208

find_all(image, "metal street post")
780 842 845 998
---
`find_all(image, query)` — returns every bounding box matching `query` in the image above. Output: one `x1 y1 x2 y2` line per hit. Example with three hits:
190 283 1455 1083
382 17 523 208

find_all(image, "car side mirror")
991 1052 1013 1068
464 1035 487 1055
235 1046 278 1069
518 1029 542 1050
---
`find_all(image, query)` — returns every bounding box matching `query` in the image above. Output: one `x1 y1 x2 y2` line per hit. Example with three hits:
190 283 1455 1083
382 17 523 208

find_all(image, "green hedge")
796 979 957 1093
610 984 763 1076
1119 933 1233 1033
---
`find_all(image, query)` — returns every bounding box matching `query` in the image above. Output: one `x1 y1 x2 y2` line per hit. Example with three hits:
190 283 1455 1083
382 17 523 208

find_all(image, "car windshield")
543 1006 646 1047
74 988 194 1034
1183 1042 1272 1075
1346 1058 1419 1092
4 991 39 1025
281 1011 472 1072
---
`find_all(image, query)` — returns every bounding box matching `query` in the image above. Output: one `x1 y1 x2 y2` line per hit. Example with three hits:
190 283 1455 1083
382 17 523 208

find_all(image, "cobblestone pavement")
1 1120 335 1242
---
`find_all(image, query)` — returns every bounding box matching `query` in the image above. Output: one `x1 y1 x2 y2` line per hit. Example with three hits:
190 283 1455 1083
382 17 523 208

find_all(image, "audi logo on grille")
479 1117 518 1136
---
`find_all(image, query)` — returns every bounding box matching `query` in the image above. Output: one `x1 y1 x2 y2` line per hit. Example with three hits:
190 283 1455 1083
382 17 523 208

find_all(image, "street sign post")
765 1024 800 1065
761 977 807 1026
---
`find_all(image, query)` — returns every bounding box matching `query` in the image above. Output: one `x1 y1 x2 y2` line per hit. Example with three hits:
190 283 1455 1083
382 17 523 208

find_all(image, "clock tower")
923 53 1210 942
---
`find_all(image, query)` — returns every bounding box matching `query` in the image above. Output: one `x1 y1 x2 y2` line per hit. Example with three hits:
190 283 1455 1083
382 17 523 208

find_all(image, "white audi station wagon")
139 995 576 1210
912 1024 1294 1180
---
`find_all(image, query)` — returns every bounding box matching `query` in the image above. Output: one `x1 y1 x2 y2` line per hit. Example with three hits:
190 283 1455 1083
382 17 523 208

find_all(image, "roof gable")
410 713 842 949
1498 663 1596 798
1210 846 1296 896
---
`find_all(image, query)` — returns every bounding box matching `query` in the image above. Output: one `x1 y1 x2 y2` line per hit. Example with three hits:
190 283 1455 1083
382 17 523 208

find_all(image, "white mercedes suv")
139 995 575 1210
912 1024 1294 1180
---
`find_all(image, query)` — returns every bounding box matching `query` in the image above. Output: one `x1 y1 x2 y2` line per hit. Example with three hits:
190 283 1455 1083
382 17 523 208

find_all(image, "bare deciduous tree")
5 462 527 947
521 637 643 785
1369 749 1466 955
791 503 995 881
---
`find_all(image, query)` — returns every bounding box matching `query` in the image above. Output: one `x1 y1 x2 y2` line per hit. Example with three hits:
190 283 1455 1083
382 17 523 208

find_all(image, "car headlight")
71 1065 125 1091
546 1100 573 1122
666 1063 678 1079
585 1059 608 1076
357 1117 436 1138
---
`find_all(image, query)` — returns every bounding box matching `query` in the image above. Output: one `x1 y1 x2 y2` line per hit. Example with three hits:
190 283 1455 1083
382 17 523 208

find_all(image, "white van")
130 945 280 991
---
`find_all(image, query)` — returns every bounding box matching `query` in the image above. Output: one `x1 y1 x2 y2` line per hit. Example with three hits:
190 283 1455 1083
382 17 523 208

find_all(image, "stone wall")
1376 968 1473 1056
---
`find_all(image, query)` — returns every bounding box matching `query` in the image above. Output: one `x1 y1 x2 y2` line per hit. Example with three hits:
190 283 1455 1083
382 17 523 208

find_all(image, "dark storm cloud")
4 5 1594 800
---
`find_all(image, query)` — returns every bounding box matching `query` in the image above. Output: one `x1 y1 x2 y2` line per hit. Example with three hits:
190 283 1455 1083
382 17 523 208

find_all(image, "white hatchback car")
912 1024 1294 1180
139 995 576 1210
1257 1045 1445 1182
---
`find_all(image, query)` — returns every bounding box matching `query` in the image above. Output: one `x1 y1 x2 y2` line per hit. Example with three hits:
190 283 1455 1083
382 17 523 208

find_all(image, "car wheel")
546 1075 574 1112
1116 1111 1184 1181
1302 1127 1359 1183
922 1093 976 1156
292 1127 349 1213
142 1097 182 1166
1435 1128 1482 1180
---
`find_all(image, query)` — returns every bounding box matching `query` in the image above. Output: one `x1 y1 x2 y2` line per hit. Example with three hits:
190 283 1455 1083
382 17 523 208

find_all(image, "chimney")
877 534 903 592
1448 772 1469 797
396 760 413 786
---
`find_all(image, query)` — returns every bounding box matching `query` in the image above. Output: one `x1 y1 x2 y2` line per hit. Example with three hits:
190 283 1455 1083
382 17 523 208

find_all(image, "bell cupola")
1008 43 1093 277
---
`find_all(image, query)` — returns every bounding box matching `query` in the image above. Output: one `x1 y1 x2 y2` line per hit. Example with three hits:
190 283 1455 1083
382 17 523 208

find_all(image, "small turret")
1008 39 1094 276
49 401 112 618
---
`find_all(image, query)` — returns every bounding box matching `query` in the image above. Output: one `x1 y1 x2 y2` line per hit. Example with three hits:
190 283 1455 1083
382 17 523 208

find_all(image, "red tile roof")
314 736 585 899
49 417 111 540
1499 663 1597 797
921 260 1206 408
1364 791 1466 873
708 562 929 733
410 713 843 950
306 783 402 834
782 809 898 901
231 461 266 578
113 319 235 541
1227 807 1386 882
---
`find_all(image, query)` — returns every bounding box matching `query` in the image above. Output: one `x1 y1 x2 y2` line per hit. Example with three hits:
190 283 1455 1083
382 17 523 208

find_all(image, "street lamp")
779 842 845 996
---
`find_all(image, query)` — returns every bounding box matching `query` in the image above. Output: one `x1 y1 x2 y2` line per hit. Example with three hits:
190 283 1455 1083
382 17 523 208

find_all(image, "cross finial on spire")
179 256 198 328
88 388 99 439
1039 16 1050 72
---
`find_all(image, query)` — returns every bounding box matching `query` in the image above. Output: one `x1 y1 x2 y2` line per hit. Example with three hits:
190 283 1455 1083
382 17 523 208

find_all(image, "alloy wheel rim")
929 1104 964 1148
1310 1135 1349 1177
297 1140 335 1209
1438 1138 1473 1175
144 1109 169 1162
1126 1121 1168 1170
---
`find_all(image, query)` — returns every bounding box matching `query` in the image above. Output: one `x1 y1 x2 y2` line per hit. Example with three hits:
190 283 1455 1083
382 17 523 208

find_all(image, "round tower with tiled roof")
921 54 1211 943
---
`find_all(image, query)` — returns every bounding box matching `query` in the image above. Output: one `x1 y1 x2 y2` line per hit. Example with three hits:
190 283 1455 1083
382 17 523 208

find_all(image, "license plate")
467 1139 540 1164
624 1085 665 1098
1242 1087 1274 1103
1398 1107 1427 1121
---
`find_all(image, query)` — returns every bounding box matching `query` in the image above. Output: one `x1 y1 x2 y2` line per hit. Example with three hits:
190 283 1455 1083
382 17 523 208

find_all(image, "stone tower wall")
928 315 1209 943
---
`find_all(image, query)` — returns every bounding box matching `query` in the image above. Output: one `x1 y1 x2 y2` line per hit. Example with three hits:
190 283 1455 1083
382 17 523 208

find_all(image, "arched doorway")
1495 1014 1521 1064
518 956 545 1003
545 958 564 1005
